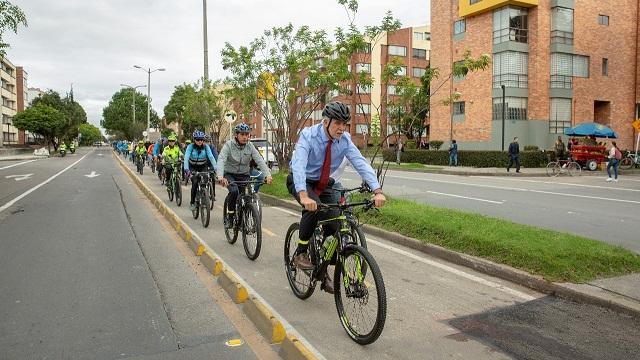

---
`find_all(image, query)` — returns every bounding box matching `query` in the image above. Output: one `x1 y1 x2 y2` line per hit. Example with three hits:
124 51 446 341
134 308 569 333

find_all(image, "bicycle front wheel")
242 203 262 260
175 178 182 206
201 193 210 228
284 222 316 299
567 162 581 176
620 156 634 170
546 162 560 177
334 245 386 345
207 181 215 210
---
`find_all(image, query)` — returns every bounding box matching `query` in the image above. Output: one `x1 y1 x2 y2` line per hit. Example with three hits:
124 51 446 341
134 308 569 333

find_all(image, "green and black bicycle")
165 161 182 206
284 185 386 345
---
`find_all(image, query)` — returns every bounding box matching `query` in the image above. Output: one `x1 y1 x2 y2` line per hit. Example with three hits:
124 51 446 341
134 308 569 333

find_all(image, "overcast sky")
5 0 430 131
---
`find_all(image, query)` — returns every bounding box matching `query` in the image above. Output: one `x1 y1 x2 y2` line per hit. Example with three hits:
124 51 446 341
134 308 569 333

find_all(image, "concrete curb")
260 192 640 319
113 152 319 359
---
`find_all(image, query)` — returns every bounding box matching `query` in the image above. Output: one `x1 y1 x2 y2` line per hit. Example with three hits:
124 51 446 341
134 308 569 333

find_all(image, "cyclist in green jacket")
162 135 183 189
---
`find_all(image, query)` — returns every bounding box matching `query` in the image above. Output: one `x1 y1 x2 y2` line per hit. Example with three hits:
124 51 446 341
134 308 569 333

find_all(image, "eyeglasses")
195 139 204 142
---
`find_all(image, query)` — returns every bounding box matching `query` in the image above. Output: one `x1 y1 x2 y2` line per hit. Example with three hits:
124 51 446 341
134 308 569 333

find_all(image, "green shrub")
382 149 550 168
429 140 444 150
524 145 539 151
405 140 417 150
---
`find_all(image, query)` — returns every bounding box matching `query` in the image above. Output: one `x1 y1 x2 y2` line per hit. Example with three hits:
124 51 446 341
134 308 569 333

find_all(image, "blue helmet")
234 123 251 134
192 130 206 140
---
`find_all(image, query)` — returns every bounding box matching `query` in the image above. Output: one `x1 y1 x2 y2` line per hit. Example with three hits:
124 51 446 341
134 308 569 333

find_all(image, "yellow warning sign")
633 119 640 131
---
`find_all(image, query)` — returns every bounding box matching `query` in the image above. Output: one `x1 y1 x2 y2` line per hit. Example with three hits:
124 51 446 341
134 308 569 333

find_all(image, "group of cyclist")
119 101 385 296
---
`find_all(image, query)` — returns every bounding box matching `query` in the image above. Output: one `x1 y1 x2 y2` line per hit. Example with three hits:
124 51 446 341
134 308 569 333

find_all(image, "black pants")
164 164 174 187
224 173 250 214
190 166 208 205
286 173 339 250
508 155 520 171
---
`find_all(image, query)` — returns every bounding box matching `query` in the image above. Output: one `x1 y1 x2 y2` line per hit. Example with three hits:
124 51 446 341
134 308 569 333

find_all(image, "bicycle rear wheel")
223 197 239 244
242 203 262 260
207 181 215 210
620 156 634 170
546 162 560 177
201 193 210 228
567 162 581 176
284 222 316 299
334 245 386 345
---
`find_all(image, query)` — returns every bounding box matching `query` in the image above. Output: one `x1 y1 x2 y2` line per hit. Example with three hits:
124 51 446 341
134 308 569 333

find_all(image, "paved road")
0 147 275 359
117 151 640 360
339 169 640 252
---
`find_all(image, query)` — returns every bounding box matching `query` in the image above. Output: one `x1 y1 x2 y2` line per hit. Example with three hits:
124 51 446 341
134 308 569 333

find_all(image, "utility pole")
203 0 209 82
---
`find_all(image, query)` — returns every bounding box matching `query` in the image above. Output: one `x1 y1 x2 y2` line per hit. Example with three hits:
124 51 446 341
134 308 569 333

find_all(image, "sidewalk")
381 164 640 177
0 155 46 161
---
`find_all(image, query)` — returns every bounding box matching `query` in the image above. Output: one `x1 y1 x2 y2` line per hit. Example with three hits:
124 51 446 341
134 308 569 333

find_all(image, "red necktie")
315 139 332 195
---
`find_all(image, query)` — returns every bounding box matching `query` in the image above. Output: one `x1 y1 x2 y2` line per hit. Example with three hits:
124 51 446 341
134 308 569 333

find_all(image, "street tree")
101 88 158 140
78 123 102 145
30 89 88 143
13 104 65 151
163 83 197 139
0 0 27 56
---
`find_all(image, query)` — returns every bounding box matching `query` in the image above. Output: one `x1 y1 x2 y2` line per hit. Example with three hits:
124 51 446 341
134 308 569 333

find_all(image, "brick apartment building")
431 0 640 150
1 57 18 146
247 26 431 148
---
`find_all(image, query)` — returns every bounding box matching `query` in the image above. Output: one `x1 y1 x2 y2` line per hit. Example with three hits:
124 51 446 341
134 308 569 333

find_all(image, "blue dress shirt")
290 123 380 194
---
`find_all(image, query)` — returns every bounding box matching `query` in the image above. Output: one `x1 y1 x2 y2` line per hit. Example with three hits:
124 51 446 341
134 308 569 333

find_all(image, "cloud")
5 0 430 131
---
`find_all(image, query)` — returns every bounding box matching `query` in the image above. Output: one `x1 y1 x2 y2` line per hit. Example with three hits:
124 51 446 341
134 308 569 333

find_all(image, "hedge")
382 149 550 168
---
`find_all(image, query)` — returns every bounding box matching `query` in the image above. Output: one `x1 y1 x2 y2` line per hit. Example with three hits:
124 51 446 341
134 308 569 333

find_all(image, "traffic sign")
224 110 237 124
143 130 148 137
632 119 640 131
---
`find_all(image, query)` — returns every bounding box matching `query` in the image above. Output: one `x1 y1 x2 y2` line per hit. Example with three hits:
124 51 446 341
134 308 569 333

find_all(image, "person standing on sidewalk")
507 137 520 173
448 140 458 166
606 141 622 182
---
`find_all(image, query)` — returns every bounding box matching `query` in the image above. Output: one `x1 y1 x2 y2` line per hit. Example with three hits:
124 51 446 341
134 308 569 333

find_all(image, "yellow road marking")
263 227 276 237
225 338 244 347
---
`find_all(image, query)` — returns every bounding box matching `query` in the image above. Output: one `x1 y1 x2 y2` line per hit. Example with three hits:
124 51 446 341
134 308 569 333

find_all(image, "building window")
454 20 466 35
453 60 466 81
572 55 589 78
493 51 528 88
550 53 589 88
356 103 371 114
356 43 371 54
388 45 407 57
355 63 371 73
396 66 407 76
312 109 323 121
598 15 609 26
387 85 397 96
356 84 371 94
493 6 528 44
327 89 339 100
413 67 427 78
492 97 528 121
412 48 427 60
414 32 431 41
549 98 572 134
602 58 608 76
355 124 368 134
453 101 465 122
304 77 310 87
551 7 574 45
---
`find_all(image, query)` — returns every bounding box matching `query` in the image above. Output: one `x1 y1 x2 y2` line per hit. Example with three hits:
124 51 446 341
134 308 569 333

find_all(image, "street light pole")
120 84 146 127
501 84 506 152
203 0 209 82
133 66 165 139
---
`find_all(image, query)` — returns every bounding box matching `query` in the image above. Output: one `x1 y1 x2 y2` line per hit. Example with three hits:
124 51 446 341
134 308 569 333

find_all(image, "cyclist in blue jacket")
184 131 217 211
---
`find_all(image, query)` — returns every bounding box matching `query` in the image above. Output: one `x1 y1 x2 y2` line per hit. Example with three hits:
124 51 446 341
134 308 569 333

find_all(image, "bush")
524 145 539 151
382 149 549 168
429 140 444 150
405 140 417 150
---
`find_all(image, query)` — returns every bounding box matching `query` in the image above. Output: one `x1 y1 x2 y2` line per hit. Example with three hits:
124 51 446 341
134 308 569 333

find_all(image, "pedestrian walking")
606 141 622 182
448 140 458 166
507 137 520 173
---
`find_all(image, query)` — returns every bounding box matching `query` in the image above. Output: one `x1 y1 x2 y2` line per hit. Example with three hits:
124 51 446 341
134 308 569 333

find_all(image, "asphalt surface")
339 168 640 252
117 151 640 360
0 148 269 359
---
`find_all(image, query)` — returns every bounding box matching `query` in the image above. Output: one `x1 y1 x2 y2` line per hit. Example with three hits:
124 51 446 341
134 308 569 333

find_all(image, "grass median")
261 172 640 283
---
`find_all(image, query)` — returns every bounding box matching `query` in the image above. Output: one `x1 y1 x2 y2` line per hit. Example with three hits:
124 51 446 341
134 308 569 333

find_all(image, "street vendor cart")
564 123 618 171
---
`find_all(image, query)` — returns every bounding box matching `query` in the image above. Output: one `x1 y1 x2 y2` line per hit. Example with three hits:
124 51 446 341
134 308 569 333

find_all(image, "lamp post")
501 84 506 152
203 0 209 81
133 65 165 139
120 84 146 126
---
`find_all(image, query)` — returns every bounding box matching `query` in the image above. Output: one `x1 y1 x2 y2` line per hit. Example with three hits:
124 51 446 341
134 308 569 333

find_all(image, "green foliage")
27 89 87 143
101 88 158 140
78 123 102 145
405 140 416 150
257 171 290 199
524 145 539 151
0 1 27 55
429 140 443 150
382 149 549 168
13 104 65 150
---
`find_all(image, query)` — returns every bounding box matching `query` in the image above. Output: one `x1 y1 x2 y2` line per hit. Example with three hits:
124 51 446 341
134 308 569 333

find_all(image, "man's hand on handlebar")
265 176 273 185
299 191 317 211
372 192 386 208
218 176 229 187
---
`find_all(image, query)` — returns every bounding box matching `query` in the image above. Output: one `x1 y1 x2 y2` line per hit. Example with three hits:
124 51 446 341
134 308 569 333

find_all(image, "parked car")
250 138 276 168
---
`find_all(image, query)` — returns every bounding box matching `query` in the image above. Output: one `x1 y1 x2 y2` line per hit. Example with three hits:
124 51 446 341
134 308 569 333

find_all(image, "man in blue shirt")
184 131 217 211
287 102 386 293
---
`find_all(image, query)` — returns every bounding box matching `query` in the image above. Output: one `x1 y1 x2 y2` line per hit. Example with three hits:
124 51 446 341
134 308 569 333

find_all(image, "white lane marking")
273 206 300 217
0 159 37 170
84 171 101 178
0 154 90 214
5 174 34 182
367 238 537 301
475 176 640 193
427 191 503 204
384 174 640 205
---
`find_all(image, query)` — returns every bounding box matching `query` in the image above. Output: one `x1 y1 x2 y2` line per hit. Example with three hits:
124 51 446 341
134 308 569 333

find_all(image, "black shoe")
321 273 334 294
516 170 521 173
507 168 510 172
293 252 314 270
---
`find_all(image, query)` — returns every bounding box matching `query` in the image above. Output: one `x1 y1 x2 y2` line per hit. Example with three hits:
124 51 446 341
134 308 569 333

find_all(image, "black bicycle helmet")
322 101 351 123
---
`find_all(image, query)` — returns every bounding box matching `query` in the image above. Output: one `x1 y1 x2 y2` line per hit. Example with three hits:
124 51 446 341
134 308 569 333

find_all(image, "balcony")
459 0 538 17
550 74 572 89
493 73 528 88
551 30 573 45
